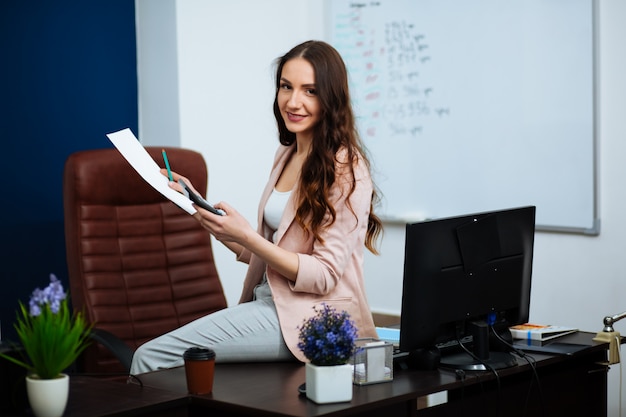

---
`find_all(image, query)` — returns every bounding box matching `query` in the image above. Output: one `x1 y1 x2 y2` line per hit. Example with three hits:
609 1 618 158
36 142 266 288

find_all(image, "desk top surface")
2 330 611 417
136 331 607 417
3 331 604 417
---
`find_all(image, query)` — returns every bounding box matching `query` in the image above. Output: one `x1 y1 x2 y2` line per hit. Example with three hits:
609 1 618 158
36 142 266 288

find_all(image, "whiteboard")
327 0 598 234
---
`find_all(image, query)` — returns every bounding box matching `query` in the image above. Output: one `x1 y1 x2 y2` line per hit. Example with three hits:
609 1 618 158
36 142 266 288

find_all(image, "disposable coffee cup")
183 347 216 395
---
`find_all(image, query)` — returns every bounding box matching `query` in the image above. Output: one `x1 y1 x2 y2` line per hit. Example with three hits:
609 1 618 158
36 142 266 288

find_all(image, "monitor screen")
399 206 536 370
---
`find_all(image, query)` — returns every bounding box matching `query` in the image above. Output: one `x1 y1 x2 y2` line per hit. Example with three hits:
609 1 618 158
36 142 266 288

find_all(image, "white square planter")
305 362 353 404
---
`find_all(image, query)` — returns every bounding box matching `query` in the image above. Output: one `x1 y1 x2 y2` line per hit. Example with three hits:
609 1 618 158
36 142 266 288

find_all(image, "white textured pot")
26 373 69 417
305 362 353 404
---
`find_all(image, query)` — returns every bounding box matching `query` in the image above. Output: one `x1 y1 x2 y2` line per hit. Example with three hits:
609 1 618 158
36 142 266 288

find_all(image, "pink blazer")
236 144 378 362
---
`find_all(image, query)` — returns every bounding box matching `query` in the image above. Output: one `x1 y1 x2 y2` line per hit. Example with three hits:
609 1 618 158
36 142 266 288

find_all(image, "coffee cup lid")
183 347 216 361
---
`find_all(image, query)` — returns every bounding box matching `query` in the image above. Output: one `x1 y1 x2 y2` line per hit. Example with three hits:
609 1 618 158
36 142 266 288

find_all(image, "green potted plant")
297 303 358 404
0 274 91 417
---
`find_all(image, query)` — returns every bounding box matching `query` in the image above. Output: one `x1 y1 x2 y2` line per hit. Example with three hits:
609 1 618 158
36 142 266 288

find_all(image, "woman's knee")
130 340 158 374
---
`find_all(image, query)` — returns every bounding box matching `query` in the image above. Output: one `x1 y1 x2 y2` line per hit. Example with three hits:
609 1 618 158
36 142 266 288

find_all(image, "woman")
130 40 383 374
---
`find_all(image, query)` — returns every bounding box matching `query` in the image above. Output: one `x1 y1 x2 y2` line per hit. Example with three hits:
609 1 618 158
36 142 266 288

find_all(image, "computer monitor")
399 206 536 371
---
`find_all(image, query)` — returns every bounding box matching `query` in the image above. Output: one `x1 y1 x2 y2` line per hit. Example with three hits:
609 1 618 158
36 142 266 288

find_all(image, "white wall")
135 0 181 146
137 0 626 414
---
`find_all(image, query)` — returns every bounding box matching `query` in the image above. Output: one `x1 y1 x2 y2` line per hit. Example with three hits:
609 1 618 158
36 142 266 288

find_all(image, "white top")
264 188 292 242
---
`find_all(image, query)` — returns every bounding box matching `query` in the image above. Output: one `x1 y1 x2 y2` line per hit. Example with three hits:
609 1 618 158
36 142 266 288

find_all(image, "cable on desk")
457 336 502 417
490 325 545 417
454 369 466 417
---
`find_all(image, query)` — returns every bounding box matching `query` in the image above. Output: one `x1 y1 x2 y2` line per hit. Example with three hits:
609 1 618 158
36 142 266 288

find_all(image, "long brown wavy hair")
272 40 383 254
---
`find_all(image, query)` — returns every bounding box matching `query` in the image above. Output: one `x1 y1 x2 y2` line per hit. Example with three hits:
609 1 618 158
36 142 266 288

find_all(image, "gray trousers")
129 280 296 375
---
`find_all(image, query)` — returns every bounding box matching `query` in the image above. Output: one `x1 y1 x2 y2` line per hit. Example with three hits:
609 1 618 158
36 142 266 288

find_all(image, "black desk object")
1 332 612 416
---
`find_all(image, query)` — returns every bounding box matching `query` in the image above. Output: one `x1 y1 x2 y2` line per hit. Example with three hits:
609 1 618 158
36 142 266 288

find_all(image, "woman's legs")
130 282 295 374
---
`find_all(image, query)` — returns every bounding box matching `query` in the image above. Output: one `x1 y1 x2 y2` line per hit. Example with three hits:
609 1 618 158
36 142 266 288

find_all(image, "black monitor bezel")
399 206 536 354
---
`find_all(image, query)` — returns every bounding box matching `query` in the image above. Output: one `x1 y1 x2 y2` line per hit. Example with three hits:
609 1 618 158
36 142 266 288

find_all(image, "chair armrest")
89 328 134 374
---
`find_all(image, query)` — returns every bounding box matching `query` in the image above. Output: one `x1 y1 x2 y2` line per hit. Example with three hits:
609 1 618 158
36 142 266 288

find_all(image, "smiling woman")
277 57 321 142
273 57 321 194
130 40 383 375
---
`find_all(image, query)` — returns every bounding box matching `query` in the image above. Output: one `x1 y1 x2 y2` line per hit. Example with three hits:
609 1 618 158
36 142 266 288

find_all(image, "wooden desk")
2 375 189 417
137 331 610 417
3 332 611 416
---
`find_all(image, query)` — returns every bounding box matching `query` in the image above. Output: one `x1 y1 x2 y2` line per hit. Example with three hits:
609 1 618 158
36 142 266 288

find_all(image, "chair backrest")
63 147 227 374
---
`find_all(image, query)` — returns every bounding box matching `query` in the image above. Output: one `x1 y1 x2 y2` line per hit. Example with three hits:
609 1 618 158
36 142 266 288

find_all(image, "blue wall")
0 1 138 341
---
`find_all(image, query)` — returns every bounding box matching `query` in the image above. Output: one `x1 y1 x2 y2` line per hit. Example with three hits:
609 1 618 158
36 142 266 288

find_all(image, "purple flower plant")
297 304 358 366
0 274 91 379
29 274 66 316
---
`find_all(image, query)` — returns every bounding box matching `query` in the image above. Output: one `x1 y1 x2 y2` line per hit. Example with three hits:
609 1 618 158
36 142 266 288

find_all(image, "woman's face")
277 57 321 141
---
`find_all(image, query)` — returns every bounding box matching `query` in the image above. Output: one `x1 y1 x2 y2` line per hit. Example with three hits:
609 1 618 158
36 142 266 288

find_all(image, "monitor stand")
439 320 518 371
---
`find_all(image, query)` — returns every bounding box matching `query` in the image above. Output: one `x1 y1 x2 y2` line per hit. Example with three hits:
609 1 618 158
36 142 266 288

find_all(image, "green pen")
162 149 174 181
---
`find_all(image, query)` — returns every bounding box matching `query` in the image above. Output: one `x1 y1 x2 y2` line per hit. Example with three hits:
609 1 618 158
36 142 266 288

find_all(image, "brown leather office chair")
63 147 227 375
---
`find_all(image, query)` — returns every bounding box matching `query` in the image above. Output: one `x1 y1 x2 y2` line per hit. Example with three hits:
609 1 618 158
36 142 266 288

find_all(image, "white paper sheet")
106 128 196 215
